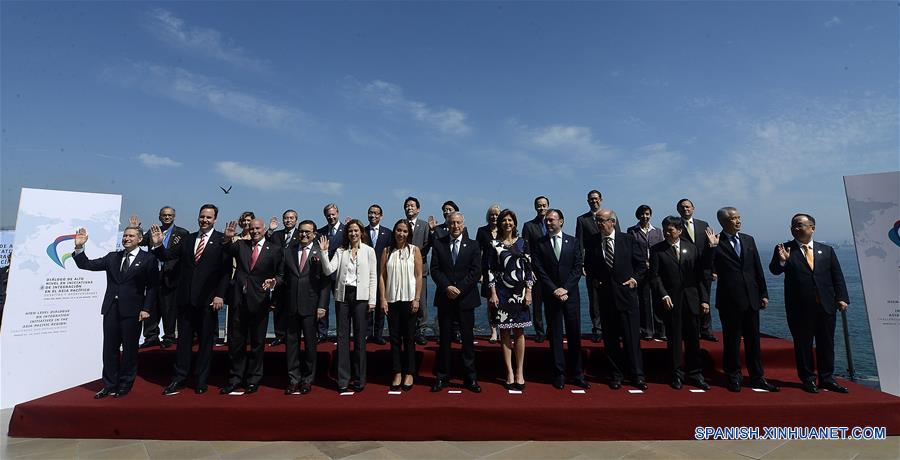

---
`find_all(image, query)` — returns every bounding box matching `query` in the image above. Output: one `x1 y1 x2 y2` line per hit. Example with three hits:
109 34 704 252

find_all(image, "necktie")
299 247 309 272
371 228 377 245
731 234 742 256
120 252 130 274
285 230 291 243
604 237 615 269
194 233 206 264
330 226 337 237
803 244 814 269
686 220 695 242
451 239 459 264
553 235 561 260
672 244 680 261
250 243 260 270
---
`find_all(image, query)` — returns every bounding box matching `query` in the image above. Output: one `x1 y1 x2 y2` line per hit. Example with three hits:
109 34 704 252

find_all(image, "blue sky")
2 1 897 243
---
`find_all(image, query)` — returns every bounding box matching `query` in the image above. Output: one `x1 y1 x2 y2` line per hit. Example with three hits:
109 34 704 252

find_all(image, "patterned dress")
488 237 534 329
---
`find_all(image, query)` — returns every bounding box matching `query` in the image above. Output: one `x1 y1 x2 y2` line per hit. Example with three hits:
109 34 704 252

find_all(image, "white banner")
844 171 900 397
0 230 13 267
0 188 122 409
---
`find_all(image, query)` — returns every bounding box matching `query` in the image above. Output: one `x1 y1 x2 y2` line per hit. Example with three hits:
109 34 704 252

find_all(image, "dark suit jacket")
648 239 711 314
430 235 482 310
531 232 583 308
280 241 330 316
522 216 546 250
268 227 299 248
584 231 646 311
365 225 393 270
769 241 848 315
317 222 344 258
576 211 620 252
223 238 283 313
153 230 230 308
682 218 711 257
141 225 189 288
74 249 159 317
408 218 431 276
711 232 768 311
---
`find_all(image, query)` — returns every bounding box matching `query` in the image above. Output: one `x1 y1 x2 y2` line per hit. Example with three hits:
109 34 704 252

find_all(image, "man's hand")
74 228 88 248
662 296 674 310
427 216 437 231
223 220 238 240
316 308 326 320
761 297 769 309
705 227 719 247
776 243 791 263
553 287 567 300
149 225 163 246
211 296 224 311
262 278 277 290
622 278 637 289
139 311 150 321
838 301 848 312
446 286 461 299
269 217 279 231
701 302 710 314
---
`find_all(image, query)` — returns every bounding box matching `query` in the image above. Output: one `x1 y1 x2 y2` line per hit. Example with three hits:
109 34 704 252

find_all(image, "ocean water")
233 244 877 384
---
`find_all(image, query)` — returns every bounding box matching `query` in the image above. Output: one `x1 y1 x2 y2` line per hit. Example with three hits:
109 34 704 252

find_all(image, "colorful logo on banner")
47 234 76 268
890 220 900 248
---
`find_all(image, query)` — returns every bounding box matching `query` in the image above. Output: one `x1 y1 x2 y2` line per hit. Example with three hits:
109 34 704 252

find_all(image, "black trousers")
336 286 368 388
415 279 429 337
786 303 836 384
585 275 603 335
368 286 387 340
719 306 764 382
662 301 702 380
598 287 643 381
172 304 218 386
317 290 331 338
637 280 665 338
699 279 713 336
285 312 318 384
142 284 177 342
530 279 545 336
545 299 583 380
387 301 417 375
272 304 287 341
102 304 142 392
227 297 269 386
435 305 476 382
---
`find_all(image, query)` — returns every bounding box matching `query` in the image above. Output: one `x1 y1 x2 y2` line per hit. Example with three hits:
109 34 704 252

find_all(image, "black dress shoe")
726 381 742 392
750 378 779 392
453 331 462 344
534 334 545 343
337 386 349 393
220 383 240 395
670 377 683 390
372 337 387 345
162 381 184 396
821 381 849 393
465 381 482 393
632 379 648 390
270 337 285 347
317 336 329 344
641 334 653 341
95 388 116 399
430 380 447 392
160 339 173 349
401 383 413 392
140 338 161 349
113 387 131 398
552 380 565 390
689 377 710 391
300 383 312 394
351 383 365 393
591 332 602 343
700 333 719 342
245 384 259 394
390 384 401 392
572 378 591 390
415 335 428 346
802 381 819 394
285 383 300 395
195 385 208 394
608 380 622 390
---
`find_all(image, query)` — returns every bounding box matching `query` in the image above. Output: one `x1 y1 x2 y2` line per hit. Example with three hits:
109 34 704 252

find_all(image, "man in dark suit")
769 213 850 394
575 190 609 342
521 195 550 342
151 204 231 395
531 209 590 390
710 206 779 393
429 212 483 393
648 216 712 390
136 207 189 349
584 209 647 390
266 209 299 347
404 196 432 345
315 203 343 342
74 226 159 398
428 200 469 343
279 220 330 395
365 204 393 345
677 198 717 343
219 218 282 394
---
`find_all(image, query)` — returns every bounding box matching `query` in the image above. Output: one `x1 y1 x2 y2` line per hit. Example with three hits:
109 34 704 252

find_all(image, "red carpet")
9 334 900 441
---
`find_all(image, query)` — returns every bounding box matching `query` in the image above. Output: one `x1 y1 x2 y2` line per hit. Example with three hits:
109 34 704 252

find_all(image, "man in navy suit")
74 226 159 398
429 212 483 393
522 196 550 342
219 218 282 394
531 209 590 390
365 204 393 344
677 198 717 343
266 209 299 347
769 213 849 394
151 204 231 395
315 203 344 341
584 209 647 390
710 206 779 393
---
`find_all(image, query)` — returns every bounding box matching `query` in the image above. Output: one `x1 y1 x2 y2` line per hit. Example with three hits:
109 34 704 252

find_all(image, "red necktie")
250 243 260 271
194 233 206 264
299 247 309 272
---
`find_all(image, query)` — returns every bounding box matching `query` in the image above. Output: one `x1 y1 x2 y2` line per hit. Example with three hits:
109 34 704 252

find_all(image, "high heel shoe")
390 383 401 391
503 381 516 390
488 336 498 344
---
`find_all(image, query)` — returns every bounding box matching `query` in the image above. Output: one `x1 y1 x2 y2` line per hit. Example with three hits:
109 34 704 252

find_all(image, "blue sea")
234 244 877 385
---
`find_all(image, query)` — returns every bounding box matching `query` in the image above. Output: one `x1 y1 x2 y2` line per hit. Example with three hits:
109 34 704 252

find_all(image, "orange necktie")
803 244 814 269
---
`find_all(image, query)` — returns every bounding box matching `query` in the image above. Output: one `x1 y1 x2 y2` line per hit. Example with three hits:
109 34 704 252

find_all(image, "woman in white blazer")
319 219 377 393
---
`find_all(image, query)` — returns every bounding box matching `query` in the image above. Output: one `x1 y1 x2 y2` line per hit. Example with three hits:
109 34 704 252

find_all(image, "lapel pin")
817 250 822 254
682 249 688 253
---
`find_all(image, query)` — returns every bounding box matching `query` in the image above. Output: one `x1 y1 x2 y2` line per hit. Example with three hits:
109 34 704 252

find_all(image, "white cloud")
137 153 181 168
352 79 472 136
103 63 309 135
215 161 342 194
824 16 842 28
512 121 618 163
624 143 685 177
146 8 267 71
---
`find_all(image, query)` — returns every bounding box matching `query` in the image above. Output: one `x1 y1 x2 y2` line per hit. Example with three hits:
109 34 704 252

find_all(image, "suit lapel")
719 233 740 262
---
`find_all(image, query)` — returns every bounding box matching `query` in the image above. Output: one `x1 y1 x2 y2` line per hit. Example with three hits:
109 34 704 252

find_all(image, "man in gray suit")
405 196 432 345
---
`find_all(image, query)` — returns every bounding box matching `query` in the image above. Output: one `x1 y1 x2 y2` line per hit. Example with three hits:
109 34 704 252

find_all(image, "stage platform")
9 334 900 441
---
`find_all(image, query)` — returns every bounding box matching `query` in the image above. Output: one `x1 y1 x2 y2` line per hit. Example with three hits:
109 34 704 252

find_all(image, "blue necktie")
732 234 742 256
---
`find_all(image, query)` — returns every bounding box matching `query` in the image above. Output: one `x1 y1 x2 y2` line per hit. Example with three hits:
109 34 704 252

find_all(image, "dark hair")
545 208 565 221
340 219 369 249
389 219 412 251
677 198 694 208
792 213 816 226
297 219 317 233
661 215 684 231
123 226 142 235
533 195 549 207
159 206 175 214
283 209 298 218
404 196 420 209
369 204 383 214
635 204 652 219
239 211 255 221
323 203 338 215
442 200 460 212
587 190 602 199
199 204 219 218
497 209 519 239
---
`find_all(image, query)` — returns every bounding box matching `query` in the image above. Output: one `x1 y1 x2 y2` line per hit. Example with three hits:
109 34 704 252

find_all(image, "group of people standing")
72 189 851 399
